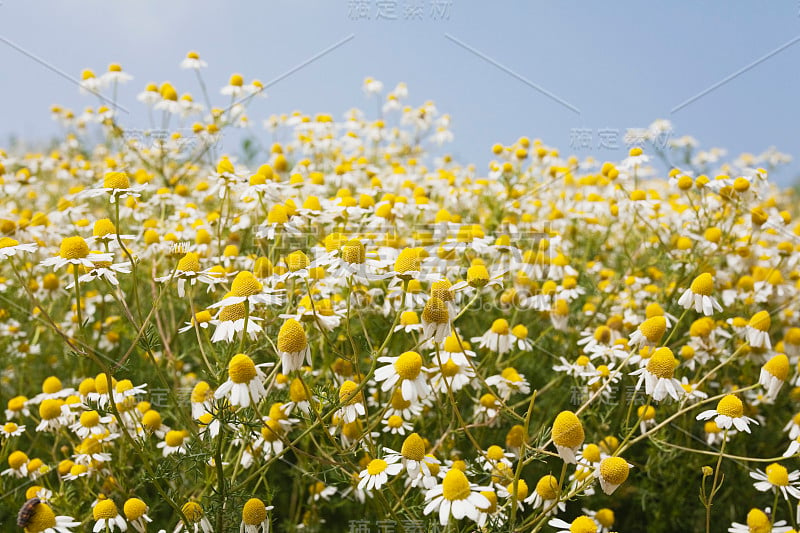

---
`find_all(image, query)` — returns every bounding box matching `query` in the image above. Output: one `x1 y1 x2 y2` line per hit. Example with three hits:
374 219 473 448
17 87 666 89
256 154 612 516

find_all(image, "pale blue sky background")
1 1 799 184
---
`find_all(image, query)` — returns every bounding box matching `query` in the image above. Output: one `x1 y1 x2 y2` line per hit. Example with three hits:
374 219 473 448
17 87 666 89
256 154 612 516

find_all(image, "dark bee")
17 497 41 528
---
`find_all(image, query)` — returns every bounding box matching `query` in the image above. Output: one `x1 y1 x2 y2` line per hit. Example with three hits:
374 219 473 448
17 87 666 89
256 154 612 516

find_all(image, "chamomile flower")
527 474 565 515
696 394 759 433
374 351 430 403
276 319 311 374
123 498 152 533
240 498 273 533
174 502 213 533
92 499 127 532
16 500 80 533
213 353 270 408
628 315 667 349
596 456 632 495
472 319 514 354
747 310 772 349
421 296 451 344
677 273 723 315
423 468 492 527
180 51 207 70
750 463 800 500
40 236 113 271
552 410 585 464
548 515 600 533
727 507 792 533
760 353 790 400
485 367 530 398
629 347 684 402
0 237 37 258
0 421 24 438
337 380 366 423
358 455 403 491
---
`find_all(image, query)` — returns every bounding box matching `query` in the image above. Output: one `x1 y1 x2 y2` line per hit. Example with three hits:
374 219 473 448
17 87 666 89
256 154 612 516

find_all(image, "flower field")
1 55 800 533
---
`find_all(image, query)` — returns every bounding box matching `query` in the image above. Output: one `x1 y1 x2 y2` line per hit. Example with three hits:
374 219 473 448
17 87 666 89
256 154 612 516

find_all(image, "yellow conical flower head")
600 456 630 485
394 248 420 273
401 433 426 461
278 319 307 353
746 508 771 533
749 310 771 332
716 395 743 418
93 499 119 520
506 425 525 449
479 490 497 513
764 353 789 380
123 498 147 521
467 264 490 287
217 156 234 175
289 378 308 402
422 297 449 324
506 479 529 500
253 257 273 278
646 347 678 378
441 468 472 501
191 381 211 403
286 250 309 272
218 300 246 322
177 252 200 272
535 474 559 499
690 273 714 296
181 502 204 523
394 351 423 380
400 311 419 326
430 279 453 301
390 388 411 410
103 171 130 189
341 239 365 264
228 354 257 384
59 236 90 259
242 498 267 525
766 463 789 486
645 303 664 318
491 319 510 335
339 380 362 405
267 204 288 224
93 218 116 237
231 271 262 297
261 419 282 441
638 316 667 343
552 411 584 449
569 516 598 533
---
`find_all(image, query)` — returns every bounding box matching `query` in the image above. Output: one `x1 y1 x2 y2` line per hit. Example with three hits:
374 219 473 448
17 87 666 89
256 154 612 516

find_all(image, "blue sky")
1 1 799 184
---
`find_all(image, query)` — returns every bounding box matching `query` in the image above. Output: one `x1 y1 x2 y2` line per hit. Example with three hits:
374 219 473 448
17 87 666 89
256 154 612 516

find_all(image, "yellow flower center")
394 248 420 273
367 458 388 476
124 498 147 520
230 271 262 297
39 399 63 420
24 502 57 531
182 502 204 523
103 171 130 189
552 411 585 449
480 393 498 409
80 410 101 427
646 347 678 379
486 445 505 461
8 450 28 469
177 252 200 272
394 351 423 380
600 456 630 485
391 389 411 410
582 443 601 463
690 273 714 295
387 415 403 429
467 264 489 287
164 430 185 447
42 376 62 394
442 468 472 501
401 433 425 461
59 236 90 259
286 250 309 272
278 319 308 353
339 380 362 405
242 498 267 525
479 490 497 512
501 367 522 382
261 420 282 442
595 508 615 528
341 240 366 264
716 394 744 418
766 463 789 486
536 474 559 499
191 381 211 403
570 516 598 533
746 508 771 533
639 316 667 343
0 237 19 248
440 359 460 377
3 422 18 433
400 311 419 326
228 353 257 383
430 279 453 301
219 301 246 322
93 499 119 520
491 318 510 334
507 479 529 500
142 410 162 430
764 354 789 380
422 297 449 324
749 310 771 332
